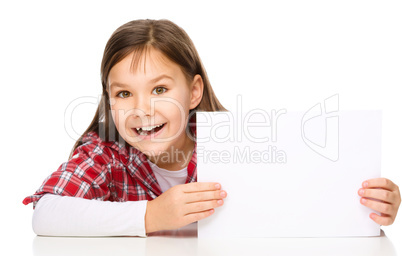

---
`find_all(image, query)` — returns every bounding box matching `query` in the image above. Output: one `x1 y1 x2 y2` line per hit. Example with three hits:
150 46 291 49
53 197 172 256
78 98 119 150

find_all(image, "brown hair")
69 19 226 158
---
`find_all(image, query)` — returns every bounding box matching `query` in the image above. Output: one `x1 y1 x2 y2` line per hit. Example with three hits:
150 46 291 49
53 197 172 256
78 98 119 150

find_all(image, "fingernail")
361 198 367 204
359 189 364 196
217 200 223 205
215 184 221 189
363 182 369 188
220 191 227 198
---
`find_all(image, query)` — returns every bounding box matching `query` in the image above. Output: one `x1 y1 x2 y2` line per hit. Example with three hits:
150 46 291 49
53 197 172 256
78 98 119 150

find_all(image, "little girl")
23 19 400 236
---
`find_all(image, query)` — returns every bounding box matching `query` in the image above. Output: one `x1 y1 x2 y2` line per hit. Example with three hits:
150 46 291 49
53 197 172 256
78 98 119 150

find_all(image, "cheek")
110 104 129 133
112 108 137 141
110 107 118 125
110 106 120 127
156 97 189 124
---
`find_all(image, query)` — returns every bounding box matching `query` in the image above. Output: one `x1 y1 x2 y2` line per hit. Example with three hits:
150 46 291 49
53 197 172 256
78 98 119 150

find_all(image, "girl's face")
107 48 203 159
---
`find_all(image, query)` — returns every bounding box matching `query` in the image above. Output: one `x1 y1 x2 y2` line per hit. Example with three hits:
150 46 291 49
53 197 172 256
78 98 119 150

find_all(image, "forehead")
108 47 184 85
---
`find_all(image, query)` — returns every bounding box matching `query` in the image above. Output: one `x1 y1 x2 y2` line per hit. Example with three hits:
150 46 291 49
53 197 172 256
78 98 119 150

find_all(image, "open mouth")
133 123 166 136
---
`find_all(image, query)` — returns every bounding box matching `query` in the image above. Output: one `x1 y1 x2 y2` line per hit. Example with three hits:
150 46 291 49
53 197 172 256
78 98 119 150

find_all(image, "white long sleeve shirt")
32 160 188 237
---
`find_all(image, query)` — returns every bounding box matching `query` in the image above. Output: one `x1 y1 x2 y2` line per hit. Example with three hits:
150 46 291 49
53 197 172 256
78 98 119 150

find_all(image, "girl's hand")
145 182 227 233
358 178 401 225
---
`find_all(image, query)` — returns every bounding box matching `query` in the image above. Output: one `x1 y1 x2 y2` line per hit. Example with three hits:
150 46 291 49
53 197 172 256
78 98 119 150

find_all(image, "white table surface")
28 223 398 256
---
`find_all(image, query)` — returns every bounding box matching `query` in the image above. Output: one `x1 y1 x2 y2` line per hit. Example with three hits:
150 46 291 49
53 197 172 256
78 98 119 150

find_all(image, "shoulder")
74 131 147 166
71 131 124 164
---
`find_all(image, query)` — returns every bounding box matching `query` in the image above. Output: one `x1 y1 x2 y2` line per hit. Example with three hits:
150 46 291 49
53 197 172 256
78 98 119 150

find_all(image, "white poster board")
197 108 381 238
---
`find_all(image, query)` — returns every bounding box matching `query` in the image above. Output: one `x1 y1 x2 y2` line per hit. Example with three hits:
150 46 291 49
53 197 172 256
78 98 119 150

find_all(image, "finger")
183 209 215 224
358 188 396 204
369 213 395 226
361 197 395 215
363 178 398 191
182 182 221 193
184 190 227 203
184 199 224 215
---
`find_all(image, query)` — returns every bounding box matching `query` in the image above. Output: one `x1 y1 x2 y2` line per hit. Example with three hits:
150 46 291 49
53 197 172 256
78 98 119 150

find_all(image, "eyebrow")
150 74 174 83
109 74 174 90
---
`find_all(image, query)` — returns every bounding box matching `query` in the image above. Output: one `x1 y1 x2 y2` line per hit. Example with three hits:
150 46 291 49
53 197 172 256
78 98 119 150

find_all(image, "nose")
131 95 152 119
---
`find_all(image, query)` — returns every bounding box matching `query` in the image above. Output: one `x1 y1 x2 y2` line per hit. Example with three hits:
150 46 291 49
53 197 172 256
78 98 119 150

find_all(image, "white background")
1 0 401 255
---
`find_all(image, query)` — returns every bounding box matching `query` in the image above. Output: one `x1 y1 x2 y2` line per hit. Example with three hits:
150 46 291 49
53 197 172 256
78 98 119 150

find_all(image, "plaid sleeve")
23 135 113 208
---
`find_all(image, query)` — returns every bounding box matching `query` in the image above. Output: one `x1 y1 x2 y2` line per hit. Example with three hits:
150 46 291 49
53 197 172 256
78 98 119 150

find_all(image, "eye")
117 91 132 98
152 87 167 95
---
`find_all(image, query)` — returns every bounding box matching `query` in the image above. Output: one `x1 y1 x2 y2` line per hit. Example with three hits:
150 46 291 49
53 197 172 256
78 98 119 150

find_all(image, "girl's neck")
147 136 195 171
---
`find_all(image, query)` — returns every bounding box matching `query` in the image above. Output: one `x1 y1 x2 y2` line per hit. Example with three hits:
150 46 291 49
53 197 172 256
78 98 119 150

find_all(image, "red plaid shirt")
23 130 197 208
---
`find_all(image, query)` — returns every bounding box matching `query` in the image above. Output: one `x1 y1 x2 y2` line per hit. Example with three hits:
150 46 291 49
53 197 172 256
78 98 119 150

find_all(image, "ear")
189 74 204 109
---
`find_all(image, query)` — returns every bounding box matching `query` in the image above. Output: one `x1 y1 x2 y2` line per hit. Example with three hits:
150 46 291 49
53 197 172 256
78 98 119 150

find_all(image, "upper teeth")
136 123 163 131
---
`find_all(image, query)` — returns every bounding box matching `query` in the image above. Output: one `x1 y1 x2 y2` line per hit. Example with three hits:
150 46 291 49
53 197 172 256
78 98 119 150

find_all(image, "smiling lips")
133 123 166 136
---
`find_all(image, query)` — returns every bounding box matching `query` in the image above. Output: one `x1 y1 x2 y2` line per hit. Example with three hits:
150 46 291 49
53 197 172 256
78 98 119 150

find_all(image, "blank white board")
197 109 381 238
